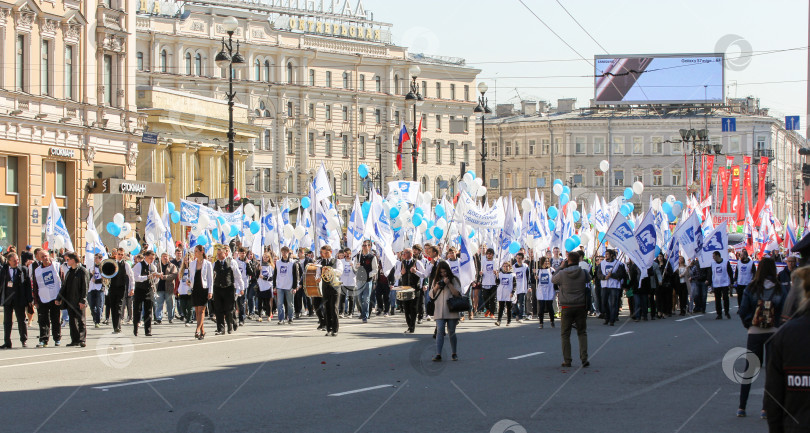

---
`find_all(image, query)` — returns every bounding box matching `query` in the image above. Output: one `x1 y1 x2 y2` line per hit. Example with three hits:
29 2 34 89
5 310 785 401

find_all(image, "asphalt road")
0 298 768 433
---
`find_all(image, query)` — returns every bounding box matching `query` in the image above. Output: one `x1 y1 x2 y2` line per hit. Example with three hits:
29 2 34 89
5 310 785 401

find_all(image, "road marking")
707 310 716 314
508 352 545 360
328 384 393 397
609 331 634 337
93 378 174 391
617 359 722 402
676 316 700 322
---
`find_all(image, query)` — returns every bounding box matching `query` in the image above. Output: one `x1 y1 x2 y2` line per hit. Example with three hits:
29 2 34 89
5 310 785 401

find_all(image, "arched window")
394 74 399 94
435 176 443 196
264 60 271 82
341 172 349 195
421 176 428 194
286 62 293 84
195 53 202 76
255 59 261 81
136 52 144 71
342 71 350 88
185 52 192 75
160 49 168 73
286 173 294 193
449 176 456 196
435 141 442 164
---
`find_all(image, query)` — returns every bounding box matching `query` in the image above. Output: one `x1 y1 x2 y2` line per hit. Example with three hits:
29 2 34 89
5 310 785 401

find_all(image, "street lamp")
215 16 246 211
473 81 492 201
404 64 423 182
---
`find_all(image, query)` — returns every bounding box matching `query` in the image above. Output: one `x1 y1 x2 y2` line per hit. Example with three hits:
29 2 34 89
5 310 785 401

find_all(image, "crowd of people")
1 239 809 431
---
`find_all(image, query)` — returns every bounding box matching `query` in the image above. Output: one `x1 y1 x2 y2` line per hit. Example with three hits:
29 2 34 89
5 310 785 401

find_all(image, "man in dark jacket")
0 252 33 348
56 252 87 347
552 251 590 368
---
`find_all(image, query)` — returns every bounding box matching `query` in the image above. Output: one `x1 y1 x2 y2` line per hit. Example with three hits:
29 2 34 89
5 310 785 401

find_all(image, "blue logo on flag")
636 226 656 254
399 182 410 192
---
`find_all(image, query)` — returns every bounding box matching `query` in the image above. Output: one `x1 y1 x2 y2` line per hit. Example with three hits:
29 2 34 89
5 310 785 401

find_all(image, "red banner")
754 156 769 221
731 165 742 221
703 155 715 201
717 167 727 212
743 155 754 215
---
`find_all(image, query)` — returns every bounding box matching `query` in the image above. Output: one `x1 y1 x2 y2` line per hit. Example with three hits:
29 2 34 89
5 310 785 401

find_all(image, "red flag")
415 117 422 153
717 167 727 212
234 187 241 201
753 156 769 224
703 155 715 201
743 156 754 216
731 165 742 221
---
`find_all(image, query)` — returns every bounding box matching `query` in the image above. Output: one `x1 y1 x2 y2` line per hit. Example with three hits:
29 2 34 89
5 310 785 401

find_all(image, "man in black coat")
57 252 87 347
0 252 33 348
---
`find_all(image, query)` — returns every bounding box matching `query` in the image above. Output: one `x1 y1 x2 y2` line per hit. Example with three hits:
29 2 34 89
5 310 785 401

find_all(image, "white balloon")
128 239 139 252
53 235 65 250
244 203 256 218
199 213 211 228
580 232 591 246
475 177 483 187
458 180 468 193
478 186 487 197
599 160 609 172
243 233 254 245
666 195 676 204
569 201 578 211
283 224 295 239
462 173 474 185
222 224 233 237
391 218 403 229
327 219 341 231
423 191 433 204
113 213 125 227
652 198 662 212
521 198 533 213
191 224 204 236
145 233 156 244
85 230 98 244
553 184 563 196
118 239 129 250
437 219 448 231
672 202 683 215
294 226 306 240
119 223 132 239
632 181 644 195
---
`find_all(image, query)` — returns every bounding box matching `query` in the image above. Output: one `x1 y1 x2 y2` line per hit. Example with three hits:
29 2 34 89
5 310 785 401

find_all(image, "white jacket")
188 259 214 295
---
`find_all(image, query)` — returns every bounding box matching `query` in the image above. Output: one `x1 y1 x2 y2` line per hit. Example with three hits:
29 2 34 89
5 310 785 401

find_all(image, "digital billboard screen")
594 54 724 105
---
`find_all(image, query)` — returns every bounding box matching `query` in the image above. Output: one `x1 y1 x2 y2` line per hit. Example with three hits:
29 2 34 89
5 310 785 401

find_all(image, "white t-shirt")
177 267 192 296
513 263 529 294
340 258 356 286
35 264 62 303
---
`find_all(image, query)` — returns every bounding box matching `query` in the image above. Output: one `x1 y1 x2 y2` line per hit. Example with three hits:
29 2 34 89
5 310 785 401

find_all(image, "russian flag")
396 123 410 170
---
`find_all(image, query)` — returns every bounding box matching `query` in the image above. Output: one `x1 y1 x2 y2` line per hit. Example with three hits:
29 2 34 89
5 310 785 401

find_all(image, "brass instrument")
320 266 342 289
100 258 119 291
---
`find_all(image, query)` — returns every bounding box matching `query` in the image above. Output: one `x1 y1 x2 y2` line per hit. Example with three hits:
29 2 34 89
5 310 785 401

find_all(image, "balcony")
755 148 774 159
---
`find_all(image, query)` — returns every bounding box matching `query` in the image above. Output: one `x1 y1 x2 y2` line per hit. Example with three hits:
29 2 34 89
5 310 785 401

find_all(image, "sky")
366 0 808 135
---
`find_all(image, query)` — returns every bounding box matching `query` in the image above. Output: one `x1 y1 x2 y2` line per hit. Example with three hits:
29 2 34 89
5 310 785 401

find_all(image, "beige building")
135 0 479 223
135 86 262 241
0 0 142 250
484 97 806 222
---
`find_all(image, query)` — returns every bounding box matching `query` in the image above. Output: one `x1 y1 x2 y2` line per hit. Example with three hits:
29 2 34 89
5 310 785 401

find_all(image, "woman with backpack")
736 257 786 419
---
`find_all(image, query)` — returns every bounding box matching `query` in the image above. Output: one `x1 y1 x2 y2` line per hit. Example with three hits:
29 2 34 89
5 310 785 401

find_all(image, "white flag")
312 163 332 202
84 207 106 269
348 196 365 257
46 195 75 252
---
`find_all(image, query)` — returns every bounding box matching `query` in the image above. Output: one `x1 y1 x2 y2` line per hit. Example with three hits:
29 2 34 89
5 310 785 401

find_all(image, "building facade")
135 0 479 223
0 0 141 250
484 97 806 223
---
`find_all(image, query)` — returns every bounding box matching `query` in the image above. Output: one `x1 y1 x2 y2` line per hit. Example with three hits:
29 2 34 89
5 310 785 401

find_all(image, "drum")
304 263 323 297
395 286 415 301
355 264 368 289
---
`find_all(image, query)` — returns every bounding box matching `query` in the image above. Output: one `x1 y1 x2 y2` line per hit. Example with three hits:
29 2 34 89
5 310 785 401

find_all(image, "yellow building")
135 87 261 242
0 0 142 250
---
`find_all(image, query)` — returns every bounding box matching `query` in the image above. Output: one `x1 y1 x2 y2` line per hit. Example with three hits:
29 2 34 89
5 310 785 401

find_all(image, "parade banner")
698 222 729 267
312 163 332 202
386 181 420 204
703 154 715 200
716 166 727 212
179 199 244 229
454 192 506 229
633 210 657 271
604 213 643 266
45 195 75 252
731 165 742 221
672 211 702 260
743 156 754 215
754 156 769 220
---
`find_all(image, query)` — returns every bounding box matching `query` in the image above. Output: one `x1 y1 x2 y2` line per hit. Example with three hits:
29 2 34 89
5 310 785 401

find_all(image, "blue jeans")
692 281 709 312
608 288 622 323
277 289 294 321
355 282 372 320
153 291 174 322
88 290 105 324
246 283 257 315
512 293 526 318
435 319 459 356
389 289 398 314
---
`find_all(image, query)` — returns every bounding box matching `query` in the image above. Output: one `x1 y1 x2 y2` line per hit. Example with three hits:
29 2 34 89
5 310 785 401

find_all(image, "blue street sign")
142 131 159 144
721 117 736 132
785 116 800 131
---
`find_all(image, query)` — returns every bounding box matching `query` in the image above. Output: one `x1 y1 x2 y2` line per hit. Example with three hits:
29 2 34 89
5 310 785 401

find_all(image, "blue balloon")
197 235 209 245
435 205 445 218
229 224 239 237
667 210 677 221
623 187 633 200
358 164 369 179
562 185 571 195
628 220 635 229
425 229 433 240
412 214 423 227
106 222 121 237
675 200 684 210
508 241 521 255
620 204 631 216
548 220 556 232
167 202 176 214
553 179 564 186
212 228 220 240
572 210 581 222
427 220 435 228
131 245 141 255
547 206 559 220
654 246 661 257
469 228 476 238
217 216 226 225
662 202 672 214
564 238 577 252
433 227 444 239
361 201 371 220
627 203 635 212
301 196 311 209
467 170 476 180
414 207 424 216
170 211 181 224
559 193 570 206
249 221 260 235
598 232 606 242
389 207 400 219
571 235 581 245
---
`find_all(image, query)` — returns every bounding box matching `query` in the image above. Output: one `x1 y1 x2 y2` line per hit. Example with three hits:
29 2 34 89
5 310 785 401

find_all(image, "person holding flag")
709 251 734 320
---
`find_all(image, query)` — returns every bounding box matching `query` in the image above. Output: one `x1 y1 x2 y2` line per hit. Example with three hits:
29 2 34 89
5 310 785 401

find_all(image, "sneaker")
102 320 109 325
36 341 48 348
169 320 173 324
287 320 293 325
451 354 458 361
736 409 746 417
54 340 61 346
494 321 500 327
278 320 283 325
760 410 767 420
538 324 543 329
506 322 511 326
185 323 190 327
417 319 422 324
257 317 263 322
383 313 388 317
362 319 368 323
426 316 432 321
94 323 100 329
